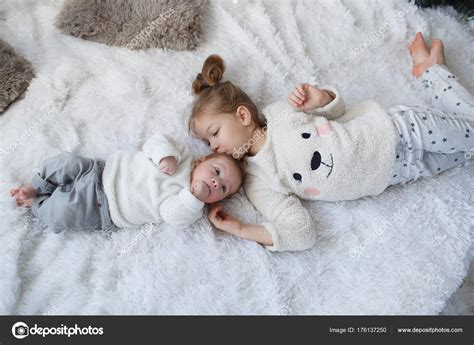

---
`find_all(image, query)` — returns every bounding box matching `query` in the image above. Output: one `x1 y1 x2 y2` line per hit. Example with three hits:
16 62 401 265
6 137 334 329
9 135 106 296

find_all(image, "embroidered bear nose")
311 151 322 170
311 151 321 170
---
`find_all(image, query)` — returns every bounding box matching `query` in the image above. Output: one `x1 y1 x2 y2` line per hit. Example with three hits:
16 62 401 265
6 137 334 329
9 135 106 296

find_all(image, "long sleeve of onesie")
142 134 183 165
159 188 205 228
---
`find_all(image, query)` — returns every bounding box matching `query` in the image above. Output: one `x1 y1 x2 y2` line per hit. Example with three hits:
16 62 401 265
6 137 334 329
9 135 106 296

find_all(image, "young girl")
190 32 473 252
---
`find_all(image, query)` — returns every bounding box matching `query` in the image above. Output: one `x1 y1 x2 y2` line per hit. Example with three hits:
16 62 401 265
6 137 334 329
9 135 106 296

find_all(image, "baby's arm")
289 84 345 120
142 134 182 175
142 134 182 164
159 189 205 228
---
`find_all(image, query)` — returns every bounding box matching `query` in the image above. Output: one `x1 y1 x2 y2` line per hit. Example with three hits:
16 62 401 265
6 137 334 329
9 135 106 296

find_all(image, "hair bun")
192 54 225 95
192 73 208 95
203 54 225 85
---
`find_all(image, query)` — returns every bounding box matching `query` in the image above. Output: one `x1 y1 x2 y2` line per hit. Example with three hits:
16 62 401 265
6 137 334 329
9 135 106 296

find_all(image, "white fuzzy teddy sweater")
102 135 204 228
244 87 399 251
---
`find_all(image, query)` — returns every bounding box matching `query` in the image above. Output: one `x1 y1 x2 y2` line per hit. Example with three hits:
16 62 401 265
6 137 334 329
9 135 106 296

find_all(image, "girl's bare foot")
409 32 446 78
10 184 37 207
409 33 430 66
430 39 446 65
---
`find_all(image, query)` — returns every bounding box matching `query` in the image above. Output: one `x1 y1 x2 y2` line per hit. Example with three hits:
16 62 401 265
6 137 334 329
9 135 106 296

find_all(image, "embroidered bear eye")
301 133 311 139
293 173 302 182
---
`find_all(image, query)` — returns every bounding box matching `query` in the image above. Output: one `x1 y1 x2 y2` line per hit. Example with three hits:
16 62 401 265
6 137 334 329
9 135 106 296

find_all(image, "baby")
10 135 243 232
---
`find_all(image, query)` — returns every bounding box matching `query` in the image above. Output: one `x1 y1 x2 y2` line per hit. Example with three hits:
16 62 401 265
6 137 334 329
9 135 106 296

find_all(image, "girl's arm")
208 205 273 245
209 175 317 252
289 84 345 120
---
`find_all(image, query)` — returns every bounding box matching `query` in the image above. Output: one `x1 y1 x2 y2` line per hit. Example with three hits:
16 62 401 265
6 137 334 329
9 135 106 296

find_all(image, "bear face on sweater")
291 123 335 197
266 104 344 200
260 100 397 202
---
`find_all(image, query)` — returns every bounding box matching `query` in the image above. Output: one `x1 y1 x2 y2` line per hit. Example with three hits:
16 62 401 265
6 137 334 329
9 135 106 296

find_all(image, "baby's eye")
213 129 219 136
214 167 220 175
205 140 210 146
222 185 227 193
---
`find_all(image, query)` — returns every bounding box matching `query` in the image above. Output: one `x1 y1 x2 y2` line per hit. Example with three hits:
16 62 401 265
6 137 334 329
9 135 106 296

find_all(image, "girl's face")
193 107 254 159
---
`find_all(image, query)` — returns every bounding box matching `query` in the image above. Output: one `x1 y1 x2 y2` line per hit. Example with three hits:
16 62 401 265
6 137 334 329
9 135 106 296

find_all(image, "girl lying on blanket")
10 135 243 232
189 32 473 252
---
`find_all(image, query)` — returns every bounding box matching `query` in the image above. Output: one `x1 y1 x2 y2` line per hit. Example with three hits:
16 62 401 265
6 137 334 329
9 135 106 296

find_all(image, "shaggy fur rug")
0 0 472 314
0 38 34 113
55 0 206 50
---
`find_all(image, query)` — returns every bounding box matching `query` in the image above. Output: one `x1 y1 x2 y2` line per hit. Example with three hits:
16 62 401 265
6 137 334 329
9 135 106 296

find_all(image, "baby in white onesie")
10 135 243 232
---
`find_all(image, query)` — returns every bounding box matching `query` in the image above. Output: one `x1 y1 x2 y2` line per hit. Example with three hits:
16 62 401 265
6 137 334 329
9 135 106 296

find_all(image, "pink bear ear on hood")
316 123 332 136
304 187 320 196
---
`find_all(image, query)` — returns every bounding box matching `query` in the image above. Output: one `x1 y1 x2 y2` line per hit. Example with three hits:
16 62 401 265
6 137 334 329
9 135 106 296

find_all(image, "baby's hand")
191 181 210 201
288 83 334 112
159 156 178 175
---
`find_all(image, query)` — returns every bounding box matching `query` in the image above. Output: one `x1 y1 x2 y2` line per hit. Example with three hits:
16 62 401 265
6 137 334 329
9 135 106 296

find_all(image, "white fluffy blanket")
0 0 472 315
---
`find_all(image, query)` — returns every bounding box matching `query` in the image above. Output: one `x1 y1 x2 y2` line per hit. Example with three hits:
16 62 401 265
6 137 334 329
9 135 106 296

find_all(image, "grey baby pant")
388 64 473 185
31 152 115 232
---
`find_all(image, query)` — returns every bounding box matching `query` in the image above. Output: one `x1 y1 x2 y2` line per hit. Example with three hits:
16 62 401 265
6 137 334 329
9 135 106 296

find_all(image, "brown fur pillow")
0 39 35 114
55 0 206 51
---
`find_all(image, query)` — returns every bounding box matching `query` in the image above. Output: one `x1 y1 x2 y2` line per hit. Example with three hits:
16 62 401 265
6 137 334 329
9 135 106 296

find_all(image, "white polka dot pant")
388 64 474 185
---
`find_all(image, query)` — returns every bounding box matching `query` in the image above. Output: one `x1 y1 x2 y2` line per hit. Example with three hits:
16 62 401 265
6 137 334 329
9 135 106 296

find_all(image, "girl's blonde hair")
189 55 261 134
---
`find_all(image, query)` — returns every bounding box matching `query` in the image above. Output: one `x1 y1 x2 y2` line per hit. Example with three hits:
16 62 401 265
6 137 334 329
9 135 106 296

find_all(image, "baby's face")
191 155 242 204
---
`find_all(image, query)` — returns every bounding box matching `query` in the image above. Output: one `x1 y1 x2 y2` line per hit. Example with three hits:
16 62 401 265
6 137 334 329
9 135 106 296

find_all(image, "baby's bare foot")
409 32 446 78
10 184 37 207
19 198 34 207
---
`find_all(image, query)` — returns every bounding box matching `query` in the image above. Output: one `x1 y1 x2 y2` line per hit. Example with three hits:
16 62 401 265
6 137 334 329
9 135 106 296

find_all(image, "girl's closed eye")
213 129 219 136
222 185 227 193
214 167 220 175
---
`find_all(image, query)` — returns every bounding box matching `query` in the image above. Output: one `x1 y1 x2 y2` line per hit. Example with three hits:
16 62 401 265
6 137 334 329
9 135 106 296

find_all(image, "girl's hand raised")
288 83 334 112
208 204 244 237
